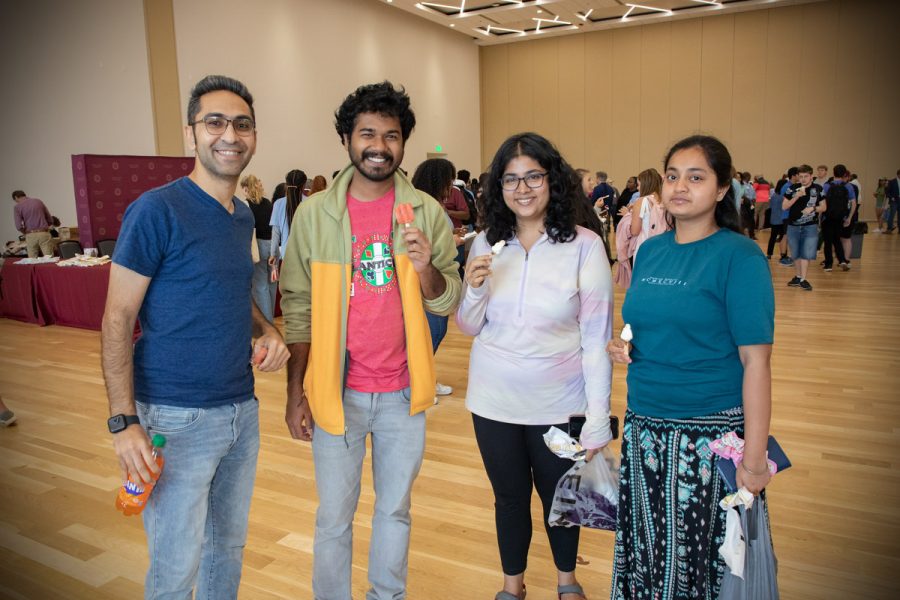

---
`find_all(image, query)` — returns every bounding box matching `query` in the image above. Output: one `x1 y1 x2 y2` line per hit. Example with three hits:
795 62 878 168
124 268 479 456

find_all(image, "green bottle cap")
151 434 167 448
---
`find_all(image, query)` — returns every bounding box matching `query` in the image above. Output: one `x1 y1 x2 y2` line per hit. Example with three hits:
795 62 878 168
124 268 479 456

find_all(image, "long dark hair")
482 132 578 245
284 169 307 230
411 158 455 201
663 135 741 233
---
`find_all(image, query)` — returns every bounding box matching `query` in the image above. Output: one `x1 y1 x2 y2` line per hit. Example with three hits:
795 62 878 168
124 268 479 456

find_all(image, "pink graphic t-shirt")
345 189 410 392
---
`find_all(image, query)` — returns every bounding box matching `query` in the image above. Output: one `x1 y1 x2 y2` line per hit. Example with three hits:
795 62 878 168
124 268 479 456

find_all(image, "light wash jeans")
136 398 259 600
312 387 426 600
252 239 277 322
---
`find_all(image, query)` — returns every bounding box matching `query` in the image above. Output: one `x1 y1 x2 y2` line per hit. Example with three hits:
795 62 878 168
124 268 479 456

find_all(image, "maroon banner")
72 154 194 247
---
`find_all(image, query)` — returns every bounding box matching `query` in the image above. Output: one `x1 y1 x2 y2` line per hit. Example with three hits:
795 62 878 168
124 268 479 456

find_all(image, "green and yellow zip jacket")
279 165 462 435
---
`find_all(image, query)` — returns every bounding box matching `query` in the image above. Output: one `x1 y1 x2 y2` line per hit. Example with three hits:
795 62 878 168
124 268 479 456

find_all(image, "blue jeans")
312 387 426 600
136 399 259 600
885 198 899 230
786 224 818 260
425 311 447 354
252 239 277 322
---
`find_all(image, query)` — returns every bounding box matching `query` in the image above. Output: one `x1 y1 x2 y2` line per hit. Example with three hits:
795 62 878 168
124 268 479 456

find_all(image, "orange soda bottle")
115 434 166 516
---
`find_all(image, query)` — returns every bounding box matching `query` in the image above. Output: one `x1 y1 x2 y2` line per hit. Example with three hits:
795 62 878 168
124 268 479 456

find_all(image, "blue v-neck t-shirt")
114 177 255 408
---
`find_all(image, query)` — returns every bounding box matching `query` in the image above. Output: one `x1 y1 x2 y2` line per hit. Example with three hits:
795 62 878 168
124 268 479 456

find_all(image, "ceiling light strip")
626 3 674 15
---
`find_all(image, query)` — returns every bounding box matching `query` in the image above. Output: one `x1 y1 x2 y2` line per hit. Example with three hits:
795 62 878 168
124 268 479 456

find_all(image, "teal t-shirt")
622 229 774 418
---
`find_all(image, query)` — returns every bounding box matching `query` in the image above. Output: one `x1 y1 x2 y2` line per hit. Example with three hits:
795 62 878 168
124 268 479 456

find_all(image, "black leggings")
472 413 580 575
766 223 785 257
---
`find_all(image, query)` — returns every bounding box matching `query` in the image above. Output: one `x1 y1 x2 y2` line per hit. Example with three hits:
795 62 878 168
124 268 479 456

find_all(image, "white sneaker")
435 382 453 396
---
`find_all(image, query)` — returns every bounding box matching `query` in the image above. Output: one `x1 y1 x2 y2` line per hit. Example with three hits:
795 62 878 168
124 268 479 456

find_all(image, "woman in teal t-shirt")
607 135 775 599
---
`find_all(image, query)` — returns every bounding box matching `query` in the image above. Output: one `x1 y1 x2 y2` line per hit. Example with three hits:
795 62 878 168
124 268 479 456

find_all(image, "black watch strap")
108 413 141 434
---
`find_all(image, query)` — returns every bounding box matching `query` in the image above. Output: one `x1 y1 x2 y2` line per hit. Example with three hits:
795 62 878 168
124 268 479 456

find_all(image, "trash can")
850 222 867 259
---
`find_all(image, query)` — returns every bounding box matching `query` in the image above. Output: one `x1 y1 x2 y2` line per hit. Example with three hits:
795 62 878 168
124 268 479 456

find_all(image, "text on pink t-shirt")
345 189 410 392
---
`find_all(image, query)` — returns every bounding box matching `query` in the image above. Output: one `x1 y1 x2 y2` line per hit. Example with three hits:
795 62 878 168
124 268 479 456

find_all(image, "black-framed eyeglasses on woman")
500 172 547 191
190 115 256 137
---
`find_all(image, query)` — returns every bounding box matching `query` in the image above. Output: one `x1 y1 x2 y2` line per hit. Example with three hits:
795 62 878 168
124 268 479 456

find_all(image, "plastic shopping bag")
718 497 779 600
548 447 620 530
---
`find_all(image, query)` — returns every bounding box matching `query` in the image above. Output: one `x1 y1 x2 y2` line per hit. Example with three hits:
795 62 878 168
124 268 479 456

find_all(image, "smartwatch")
108 414 141 434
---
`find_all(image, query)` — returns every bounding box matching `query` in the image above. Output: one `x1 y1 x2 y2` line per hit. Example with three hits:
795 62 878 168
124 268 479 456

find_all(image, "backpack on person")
633 196 671 250
825 182 850 219
456 184 478 227
614 212 638 289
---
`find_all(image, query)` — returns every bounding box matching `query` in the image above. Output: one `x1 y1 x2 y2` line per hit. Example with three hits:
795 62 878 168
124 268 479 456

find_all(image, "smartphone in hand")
567 414 620 441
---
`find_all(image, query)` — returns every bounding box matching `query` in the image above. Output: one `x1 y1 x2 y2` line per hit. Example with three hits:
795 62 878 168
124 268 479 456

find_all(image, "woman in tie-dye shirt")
457 132 614 600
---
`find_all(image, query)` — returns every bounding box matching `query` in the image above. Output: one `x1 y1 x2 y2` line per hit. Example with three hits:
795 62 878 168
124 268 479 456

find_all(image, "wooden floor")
1 230 899 599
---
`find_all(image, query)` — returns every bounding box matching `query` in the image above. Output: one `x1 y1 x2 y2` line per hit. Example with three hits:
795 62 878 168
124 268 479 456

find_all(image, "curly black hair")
334 81 416 142
411 158 455 201
482 132 578 246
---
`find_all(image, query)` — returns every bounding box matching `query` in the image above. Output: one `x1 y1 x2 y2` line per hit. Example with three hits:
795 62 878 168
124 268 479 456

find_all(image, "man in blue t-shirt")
102 75 289 598
820 164 856 271
771 167 798 265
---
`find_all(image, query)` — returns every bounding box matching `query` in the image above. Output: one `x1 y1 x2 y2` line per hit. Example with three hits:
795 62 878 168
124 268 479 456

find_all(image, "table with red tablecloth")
0 258 111 330
34 263 111 329
0 259 42 324
2 257 274 331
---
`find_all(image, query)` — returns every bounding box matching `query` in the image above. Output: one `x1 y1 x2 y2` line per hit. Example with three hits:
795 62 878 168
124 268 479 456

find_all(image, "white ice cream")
491 240 506 255
620 323 633 343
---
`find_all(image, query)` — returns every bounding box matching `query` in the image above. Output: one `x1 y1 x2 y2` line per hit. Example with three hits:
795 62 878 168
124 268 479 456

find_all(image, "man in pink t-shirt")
280 82 462 600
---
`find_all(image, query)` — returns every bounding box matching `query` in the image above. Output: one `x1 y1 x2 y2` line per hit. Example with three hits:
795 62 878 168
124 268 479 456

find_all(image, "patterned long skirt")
610 407 746 600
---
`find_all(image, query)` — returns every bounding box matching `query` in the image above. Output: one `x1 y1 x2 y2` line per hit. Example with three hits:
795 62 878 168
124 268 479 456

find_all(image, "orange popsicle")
394 203 415 227
251 346 268 367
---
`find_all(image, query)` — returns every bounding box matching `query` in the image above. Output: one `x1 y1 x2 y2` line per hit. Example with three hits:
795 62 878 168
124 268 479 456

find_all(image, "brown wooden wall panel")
795 1 840 169
558 35 586 168
761 5 803 185
479 0 899 209
832 0 875 217
667 20 703 146
609 28 642 184
532 38 561 148
639 22 672 172
699 14 735 143
507 43 535 138
865 1 900 209
584 33 615 176
730 10 768 176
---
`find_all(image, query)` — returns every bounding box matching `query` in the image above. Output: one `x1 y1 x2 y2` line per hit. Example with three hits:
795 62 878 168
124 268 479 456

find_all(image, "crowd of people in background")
558 160 893 294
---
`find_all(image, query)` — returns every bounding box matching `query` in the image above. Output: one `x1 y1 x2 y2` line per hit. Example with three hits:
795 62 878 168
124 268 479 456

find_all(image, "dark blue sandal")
557 583 586 599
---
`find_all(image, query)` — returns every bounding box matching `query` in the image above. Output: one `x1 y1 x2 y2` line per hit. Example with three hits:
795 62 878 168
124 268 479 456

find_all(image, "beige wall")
480 0 900 220
172 0 482 197
0 0 155 242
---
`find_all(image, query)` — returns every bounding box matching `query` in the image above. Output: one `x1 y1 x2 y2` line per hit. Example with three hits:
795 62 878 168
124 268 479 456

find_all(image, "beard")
349 147 402 183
